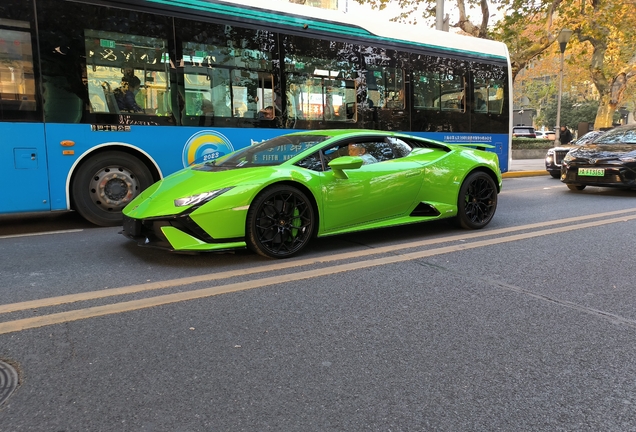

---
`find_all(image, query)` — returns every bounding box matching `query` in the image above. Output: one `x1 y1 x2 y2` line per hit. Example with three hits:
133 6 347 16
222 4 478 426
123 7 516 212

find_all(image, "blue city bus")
0 0 512 226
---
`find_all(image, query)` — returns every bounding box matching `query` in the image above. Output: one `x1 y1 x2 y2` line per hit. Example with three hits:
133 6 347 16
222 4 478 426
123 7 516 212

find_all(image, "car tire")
567 184 586 191
454 171 497 229
550 171 561 179
72 151 154 226
246 185 315 258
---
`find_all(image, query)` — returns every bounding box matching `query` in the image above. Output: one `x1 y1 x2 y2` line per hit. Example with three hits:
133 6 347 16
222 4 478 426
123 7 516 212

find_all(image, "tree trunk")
593 74 629 129
594 94 617 129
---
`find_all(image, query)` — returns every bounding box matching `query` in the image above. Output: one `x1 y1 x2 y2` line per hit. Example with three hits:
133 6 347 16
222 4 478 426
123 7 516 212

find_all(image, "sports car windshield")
203 135 330 168
596 128 636 144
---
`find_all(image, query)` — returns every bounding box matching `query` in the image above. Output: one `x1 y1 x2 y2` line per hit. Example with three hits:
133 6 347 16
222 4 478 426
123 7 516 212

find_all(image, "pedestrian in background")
560 125 573 144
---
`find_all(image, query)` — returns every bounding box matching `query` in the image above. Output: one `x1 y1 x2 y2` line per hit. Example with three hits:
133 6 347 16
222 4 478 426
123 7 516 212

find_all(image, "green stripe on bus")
147 0 506 61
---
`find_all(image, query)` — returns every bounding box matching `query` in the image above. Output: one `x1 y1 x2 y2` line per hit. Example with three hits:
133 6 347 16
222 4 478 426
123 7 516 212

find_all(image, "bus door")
0 17 50 213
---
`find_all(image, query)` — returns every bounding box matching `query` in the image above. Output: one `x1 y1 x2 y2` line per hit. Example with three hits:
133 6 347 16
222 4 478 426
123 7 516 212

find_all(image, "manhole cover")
0 360 19 406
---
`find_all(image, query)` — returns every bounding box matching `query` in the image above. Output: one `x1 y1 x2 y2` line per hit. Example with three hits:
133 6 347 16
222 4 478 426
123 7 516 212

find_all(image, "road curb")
502 170 549 178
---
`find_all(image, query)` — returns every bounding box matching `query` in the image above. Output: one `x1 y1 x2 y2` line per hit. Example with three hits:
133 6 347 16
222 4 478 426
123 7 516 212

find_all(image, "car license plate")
578 168 604 176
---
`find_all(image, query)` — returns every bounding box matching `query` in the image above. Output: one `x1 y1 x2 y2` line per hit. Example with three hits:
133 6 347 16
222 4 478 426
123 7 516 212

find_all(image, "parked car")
535 130 547 139
545 130 606 178
121 130 502 258
561 124 636 190
512 126 536 138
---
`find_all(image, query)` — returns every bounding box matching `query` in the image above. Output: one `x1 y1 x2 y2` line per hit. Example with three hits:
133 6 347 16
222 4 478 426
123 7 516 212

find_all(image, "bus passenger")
258 106 274 120
475 92 487 111
114 76 144 113
199 99 215 126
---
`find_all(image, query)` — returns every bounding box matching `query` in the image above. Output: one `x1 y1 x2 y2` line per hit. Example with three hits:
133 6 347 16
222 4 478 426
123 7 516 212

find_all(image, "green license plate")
579 168 604 176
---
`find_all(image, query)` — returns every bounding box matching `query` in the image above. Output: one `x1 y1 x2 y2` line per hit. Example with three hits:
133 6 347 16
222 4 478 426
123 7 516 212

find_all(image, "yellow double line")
1 208 636 335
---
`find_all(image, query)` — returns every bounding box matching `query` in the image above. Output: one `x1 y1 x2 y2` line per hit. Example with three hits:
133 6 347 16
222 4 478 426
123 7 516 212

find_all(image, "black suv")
512 126 536 138
545 130 605 179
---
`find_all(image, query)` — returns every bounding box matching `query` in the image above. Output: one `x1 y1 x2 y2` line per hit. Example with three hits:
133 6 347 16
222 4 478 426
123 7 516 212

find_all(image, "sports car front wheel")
246 185 315 258
455 171 497 229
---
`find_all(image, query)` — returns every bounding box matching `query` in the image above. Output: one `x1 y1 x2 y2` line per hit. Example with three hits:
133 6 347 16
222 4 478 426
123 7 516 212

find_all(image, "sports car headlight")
174 187 233 207
619 156 636 163
563 153 574 162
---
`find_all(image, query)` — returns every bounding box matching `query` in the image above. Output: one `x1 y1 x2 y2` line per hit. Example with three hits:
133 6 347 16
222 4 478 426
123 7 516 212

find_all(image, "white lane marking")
0 229 84 240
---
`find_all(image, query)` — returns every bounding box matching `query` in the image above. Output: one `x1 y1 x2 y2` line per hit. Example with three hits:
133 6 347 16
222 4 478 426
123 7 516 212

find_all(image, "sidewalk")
502 158 547 178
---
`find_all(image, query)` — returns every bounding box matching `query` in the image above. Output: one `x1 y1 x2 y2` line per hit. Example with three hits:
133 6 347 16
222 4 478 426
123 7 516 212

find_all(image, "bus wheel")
455 171 498 229
72 151 153 226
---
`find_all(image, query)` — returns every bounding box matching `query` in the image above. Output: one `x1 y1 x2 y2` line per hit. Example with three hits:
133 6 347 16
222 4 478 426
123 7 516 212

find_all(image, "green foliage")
536 96 600 129
512 139 554 149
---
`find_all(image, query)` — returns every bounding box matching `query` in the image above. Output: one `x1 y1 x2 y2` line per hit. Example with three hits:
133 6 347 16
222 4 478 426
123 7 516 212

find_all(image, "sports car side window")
386 138 413 158
296 152 324 171
361 141 393 162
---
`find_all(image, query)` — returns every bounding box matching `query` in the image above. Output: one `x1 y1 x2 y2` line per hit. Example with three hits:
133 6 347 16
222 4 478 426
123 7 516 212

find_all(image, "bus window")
438 73 465 112
489 85 505 115
366 67 404 109
473 77 491 113
285 69 356 122
84 29 170 116
413 71 441 110
287 75 321 121
183 67 231 123
473 66 506 115
0 23 37 117
285 74 355 122
283 35 358 123
231 70 273 119
179 26 276 123
326 78 356 121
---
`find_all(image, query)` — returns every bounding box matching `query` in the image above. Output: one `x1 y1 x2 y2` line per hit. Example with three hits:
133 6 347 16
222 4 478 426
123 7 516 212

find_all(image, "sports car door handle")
405 170 422 178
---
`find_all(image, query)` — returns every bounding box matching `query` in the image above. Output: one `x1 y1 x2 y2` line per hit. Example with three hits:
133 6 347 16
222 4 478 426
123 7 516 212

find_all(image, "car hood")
568 143 636 160
549 145 578 152
124 165 282 218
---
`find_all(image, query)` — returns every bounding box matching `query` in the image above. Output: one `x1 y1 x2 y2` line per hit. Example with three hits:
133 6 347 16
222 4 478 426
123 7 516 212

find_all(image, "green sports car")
121 130 502 258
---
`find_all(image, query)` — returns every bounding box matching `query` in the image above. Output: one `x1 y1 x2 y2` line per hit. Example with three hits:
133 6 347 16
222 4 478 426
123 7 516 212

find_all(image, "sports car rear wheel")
246 185 315 258
455 171 497 229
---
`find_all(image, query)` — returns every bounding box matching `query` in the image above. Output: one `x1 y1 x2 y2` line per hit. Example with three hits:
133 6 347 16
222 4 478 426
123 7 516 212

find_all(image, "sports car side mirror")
328 156 364 179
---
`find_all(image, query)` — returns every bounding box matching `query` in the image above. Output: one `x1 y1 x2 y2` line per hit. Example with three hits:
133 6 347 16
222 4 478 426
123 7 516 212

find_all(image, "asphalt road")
1 175 636 431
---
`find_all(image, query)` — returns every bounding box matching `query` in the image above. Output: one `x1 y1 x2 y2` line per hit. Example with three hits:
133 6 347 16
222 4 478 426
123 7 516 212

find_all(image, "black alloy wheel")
455 171 498 229
246 185 315 258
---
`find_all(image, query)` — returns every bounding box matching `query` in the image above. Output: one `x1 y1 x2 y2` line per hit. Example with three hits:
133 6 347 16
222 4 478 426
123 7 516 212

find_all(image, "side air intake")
410 203 441 217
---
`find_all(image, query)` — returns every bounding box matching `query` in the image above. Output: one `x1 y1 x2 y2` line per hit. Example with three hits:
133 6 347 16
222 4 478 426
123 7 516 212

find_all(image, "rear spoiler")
452 143 496 150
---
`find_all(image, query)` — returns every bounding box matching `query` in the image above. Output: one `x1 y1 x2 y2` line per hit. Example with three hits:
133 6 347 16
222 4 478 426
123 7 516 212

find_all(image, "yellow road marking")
2 208 636 315
1 211 635 335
